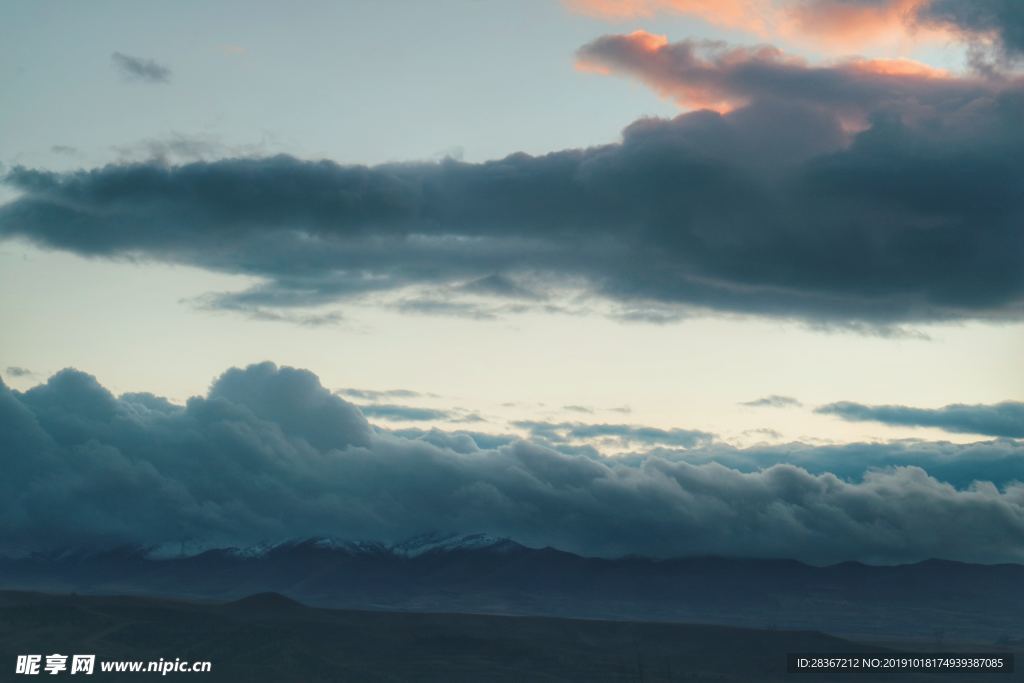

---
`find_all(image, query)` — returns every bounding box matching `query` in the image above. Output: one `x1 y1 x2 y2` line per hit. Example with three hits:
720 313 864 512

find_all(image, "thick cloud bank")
2 363 1023 564
4 35 1024 328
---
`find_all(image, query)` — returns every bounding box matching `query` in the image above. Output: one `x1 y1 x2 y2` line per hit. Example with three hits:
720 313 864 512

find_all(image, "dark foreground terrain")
4 534 1024 643
0 591 1019 682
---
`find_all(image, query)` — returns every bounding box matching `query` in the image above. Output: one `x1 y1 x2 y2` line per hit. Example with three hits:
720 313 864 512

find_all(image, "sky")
1 0 1023 563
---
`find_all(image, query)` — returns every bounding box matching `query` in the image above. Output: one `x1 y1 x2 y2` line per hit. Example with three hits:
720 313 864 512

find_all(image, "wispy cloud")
741 395 802 408
337 388 428 401
111 51 172 83
358 404 454 422
817 400 1024 438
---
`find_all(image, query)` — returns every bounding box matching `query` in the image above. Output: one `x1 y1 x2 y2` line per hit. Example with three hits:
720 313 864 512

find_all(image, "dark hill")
2 590 997 682
3 535 1023 642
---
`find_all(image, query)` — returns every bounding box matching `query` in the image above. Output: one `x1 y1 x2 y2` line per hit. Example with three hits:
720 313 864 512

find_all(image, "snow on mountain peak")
143 532 517 560
391 532 510 558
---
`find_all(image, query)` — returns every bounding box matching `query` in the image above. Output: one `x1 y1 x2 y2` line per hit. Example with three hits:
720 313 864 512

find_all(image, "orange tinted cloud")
848 57 949 78
566 0 951 53
566 0 775 35
576 30 982 116
575 30 753 112
786 0 952 51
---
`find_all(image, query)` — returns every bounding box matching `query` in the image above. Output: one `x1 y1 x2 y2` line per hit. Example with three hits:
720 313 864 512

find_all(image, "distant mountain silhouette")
2 533 1022 642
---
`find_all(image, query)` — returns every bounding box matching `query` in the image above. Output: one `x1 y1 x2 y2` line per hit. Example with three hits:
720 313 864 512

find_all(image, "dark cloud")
915 0 1024 62
631 437 1024 490
5 37 1024 328
110 52 172 83
5 366 33 378
816 400 1024 437
391 427 517 453
740 395 802 408
2 364 1023 564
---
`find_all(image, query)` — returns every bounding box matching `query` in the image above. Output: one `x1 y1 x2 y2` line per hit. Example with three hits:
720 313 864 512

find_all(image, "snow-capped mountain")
144 532 521 561
391 532 517 557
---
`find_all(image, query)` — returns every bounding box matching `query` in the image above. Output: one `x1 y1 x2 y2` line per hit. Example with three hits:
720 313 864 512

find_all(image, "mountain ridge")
3 532 1022 642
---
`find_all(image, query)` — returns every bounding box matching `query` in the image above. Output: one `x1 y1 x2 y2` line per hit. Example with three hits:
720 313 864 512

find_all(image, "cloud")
638 437 1024 490
50 146 80 158
787 0 937 47
816 400 1024 437
392 427 517 452
395 298 504 320
568 1 950 52
337 388 427 401
112 134 223 164
192 293 344 326
569 1 1024 62
111 132 276 165
5 367 34 378
564 0 783 36
741 395 802 408
914 0 1024 62
576 31 963 114
111 52 172 83
357 404 454 422
742 427 784 439
513 419 717 448
4 41 1024 328
2 363 1024 564
458 274 545 300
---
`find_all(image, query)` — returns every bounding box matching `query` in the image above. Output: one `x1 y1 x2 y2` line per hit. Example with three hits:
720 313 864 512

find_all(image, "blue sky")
1 1 682 170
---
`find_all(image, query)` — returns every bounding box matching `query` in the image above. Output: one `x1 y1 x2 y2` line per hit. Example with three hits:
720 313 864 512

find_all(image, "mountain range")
3 533 1022 643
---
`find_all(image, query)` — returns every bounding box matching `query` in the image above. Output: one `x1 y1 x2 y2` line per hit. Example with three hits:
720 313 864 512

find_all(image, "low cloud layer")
817 400 1024 438
110 52 171 83
2 362 1023 565
4 33 1024 328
